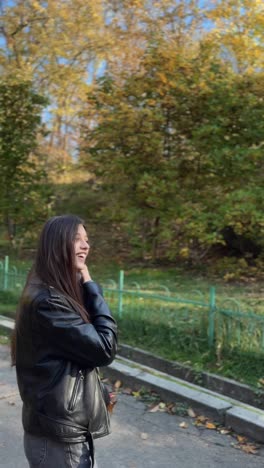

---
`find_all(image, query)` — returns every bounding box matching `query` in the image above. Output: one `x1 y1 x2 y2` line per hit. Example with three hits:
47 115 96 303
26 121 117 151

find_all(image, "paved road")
0 344 263 468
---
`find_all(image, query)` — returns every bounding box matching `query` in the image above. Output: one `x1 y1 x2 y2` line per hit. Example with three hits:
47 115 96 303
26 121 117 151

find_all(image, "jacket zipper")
68 370 84 411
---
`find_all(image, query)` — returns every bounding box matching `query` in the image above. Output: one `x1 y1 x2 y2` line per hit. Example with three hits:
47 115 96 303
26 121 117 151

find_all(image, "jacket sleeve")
33 282 117 369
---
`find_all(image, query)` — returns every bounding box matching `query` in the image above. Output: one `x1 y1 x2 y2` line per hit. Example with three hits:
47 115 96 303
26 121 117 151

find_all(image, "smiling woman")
74 225 90 275
10 214 118 468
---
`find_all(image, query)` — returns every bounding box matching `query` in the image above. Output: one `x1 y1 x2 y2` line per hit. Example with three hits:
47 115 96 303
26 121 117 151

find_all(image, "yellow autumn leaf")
205 422 216 430
237 435 247 444
180 247 189 258
157 72 168 84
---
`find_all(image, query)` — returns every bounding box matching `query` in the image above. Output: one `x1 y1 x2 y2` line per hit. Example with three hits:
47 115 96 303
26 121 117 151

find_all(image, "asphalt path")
0 344 263 468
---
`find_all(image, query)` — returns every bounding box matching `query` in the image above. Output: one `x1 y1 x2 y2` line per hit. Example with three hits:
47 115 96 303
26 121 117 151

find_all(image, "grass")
1 256 263 313
117 333 264 388
118 266 264 315
99 265 264 387
0 260 263 388
0 326 11 346
111 301 264 388
0 290 20 318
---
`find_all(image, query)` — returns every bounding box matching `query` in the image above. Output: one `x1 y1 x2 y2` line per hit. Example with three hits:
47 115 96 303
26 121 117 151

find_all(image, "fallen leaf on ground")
132 391 141 398
237 435 247 444
166 403 176 414
234 443 258 455
205 422 216 430
179 422 188 429
220 429 231 435
148 404 160 413
187 408 196 418
240 444 258 455
195 415 207 424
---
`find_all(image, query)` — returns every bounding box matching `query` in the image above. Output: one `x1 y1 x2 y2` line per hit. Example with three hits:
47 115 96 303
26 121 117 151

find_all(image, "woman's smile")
74 224 90 269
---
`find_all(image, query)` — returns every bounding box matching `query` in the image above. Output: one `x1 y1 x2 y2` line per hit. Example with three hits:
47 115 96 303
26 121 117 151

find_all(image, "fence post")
4 255 9 290
208 286 216 347
118 270 124 318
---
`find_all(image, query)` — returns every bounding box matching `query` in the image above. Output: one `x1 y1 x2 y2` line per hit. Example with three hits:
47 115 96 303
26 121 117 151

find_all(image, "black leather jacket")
15 280 117 444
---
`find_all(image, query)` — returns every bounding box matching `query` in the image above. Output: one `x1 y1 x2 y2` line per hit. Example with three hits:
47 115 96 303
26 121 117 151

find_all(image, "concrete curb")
0 315 14 331
1 315 264 442
226 407 264 443
103 356 264 443
117 344 264 409
103 357 232 423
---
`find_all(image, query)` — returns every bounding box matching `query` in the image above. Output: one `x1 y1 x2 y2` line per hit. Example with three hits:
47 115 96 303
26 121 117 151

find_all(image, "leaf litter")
106 382 261 456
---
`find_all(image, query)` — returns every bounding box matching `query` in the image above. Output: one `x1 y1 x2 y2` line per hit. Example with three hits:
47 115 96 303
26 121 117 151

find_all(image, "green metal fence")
1 256 264 354
0 256 28 292
102 275 264 355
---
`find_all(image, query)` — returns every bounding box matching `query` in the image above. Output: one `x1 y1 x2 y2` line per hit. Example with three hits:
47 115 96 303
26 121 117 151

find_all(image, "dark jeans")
23 432 98 468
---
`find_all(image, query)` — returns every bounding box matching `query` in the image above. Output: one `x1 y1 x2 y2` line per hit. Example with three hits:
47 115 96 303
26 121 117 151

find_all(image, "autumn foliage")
0 1 263 273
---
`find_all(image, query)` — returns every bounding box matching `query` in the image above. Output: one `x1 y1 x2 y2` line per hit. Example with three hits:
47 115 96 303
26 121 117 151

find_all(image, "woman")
11 214 118 468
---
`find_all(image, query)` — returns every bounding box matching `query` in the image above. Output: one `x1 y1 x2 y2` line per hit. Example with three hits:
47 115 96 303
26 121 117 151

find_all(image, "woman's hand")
78 264 92 283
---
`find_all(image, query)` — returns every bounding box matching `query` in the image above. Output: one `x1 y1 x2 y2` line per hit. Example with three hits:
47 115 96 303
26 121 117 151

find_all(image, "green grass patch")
117 332 264 388
105 285 264 388
0 290 19 318
1 258 263 314
0 326 11 346
0 260 263 388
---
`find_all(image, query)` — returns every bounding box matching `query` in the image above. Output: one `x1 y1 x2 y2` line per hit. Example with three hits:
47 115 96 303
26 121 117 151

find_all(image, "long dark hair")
11 214 90 365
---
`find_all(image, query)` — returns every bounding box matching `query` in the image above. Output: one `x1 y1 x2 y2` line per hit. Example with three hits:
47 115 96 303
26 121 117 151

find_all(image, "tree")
80 37 264 263
206 0 264 74
0 0 262 170
0 80 50 243
0 0 209 167
0 0 109 167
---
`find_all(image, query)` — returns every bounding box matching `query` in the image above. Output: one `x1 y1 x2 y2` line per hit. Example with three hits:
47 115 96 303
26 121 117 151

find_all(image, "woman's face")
74 224 90 270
